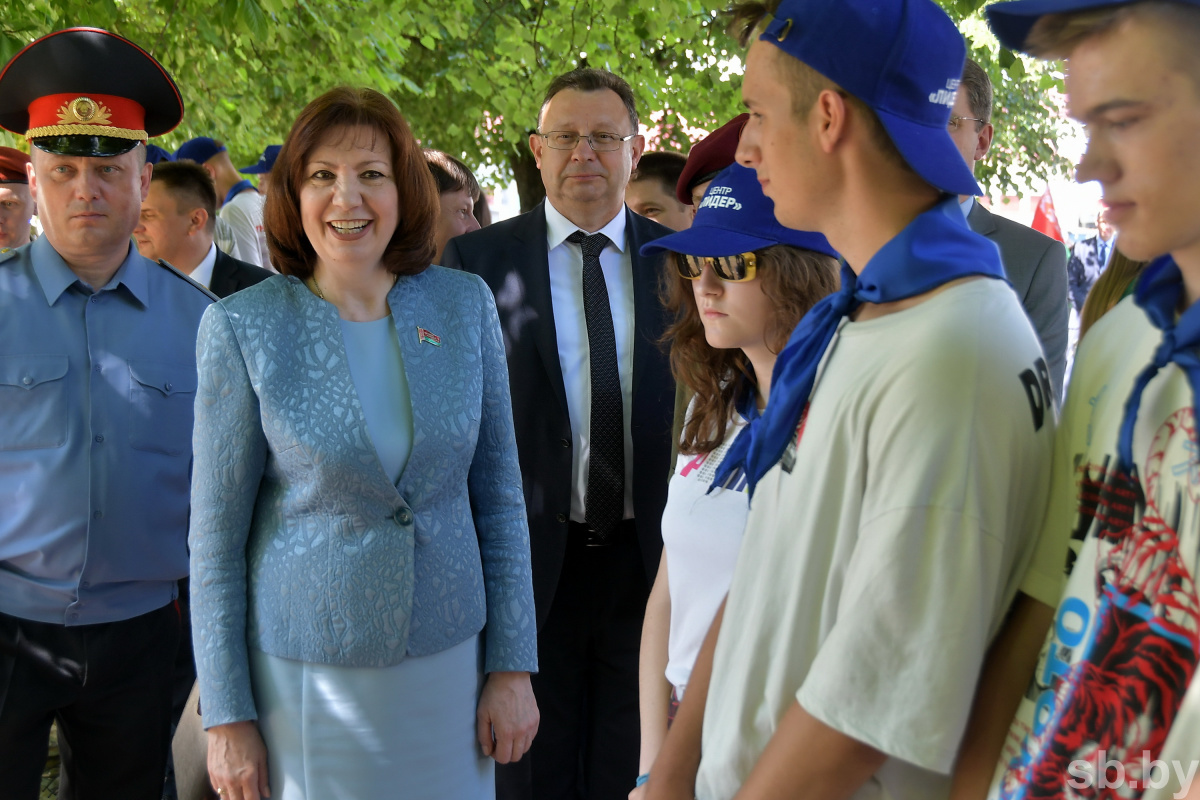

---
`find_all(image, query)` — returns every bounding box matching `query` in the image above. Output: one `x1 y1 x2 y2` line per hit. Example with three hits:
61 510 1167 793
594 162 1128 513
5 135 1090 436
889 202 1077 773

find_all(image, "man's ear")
190 207 209 236
813 88 849 154
528 132 543 170
975 123 995 163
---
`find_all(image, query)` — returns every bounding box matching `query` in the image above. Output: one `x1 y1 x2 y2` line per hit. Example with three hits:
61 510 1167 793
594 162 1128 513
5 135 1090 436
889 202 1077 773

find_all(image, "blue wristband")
635 773 650 788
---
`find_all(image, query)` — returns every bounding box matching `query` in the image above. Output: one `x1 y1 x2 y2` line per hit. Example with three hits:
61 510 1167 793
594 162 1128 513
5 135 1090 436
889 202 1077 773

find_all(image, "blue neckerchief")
224 179 256 206
1116 255 1200 473
712 196 1007 497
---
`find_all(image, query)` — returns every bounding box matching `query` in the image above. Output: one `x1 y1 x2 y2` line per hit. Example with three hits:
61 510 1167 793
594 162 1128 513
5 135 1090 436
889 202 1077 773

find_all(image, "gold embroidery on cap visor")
678 251 758 282
26 97 146 141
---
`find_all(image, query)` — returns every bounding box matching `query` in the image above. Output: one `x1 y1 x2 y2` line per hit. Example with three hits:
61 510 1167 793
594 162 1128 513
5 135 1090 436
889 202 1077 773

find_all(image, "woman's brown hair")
662 245 839 455
265 86 438 278
1079 249 1148 341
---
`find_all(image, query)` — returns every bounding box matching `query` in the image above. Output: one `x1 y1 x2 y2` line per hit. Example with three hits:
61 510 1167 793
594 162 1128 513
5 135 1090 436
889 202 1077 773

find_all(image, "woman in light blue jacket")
189 87 538 800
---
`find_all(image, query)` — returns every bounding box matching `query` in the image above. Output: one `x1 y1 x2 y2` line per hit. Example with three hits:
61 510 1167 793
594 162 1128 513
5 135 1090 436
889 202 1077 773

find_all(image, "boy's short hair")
725 1 916 179
423 149 481 202
1028 1 1200 87
631 151 687 195
149 160 218 232
960 59 994 125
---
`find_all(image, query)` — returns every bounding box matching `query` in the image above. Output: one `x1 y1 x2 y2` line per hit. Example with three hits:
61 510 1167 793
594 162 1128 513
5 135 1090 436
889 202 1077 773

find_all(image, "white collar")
959 195 975 219
189 242 219 290
544 199 628 254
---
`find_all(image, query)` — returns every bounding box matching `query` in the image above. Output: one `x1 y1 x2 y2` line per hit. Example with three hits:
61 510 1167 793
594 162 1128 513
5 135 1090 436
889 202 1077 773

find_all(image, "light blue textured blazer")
189 268 537 728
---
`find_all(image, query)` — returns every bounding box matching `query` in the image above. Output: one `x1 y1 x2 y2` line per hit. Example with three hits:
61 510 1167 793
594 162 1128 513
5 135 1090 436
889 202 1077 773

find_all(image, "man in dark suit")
950 59 1070 398
134 160 272 298
443 68 674 800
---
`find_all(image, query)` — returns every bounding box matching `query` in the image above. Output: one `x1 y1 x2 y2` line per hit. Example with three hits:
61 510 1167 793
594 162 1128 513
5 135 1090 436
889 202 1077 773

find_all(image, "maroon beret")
676 114 749 205
0 146 30 183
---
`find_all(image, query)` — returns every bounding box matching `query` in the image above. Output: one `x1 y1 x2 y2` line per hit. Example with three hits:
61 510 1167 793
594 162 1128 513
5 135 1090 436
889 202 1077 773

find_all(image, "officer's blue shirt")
0 235 213 625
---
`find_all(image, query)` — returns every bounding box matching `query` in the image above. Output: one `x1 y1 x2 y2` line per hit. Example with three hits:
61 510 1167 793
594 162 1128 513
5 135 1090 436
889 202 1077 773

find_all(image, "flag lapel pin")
417 327 442 347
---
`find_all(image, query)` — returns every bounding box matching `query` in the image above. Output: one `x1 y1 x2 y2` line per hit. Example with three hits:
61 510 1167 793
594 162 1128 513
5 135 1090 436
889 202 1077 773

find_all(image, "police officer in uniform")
0 28 213 799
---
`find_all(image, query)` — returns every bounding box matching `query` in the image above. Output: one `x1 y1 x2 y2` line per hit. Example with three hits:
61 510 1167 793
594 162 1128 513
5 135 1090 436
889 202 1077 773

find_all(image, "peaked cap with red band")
0 28 183 158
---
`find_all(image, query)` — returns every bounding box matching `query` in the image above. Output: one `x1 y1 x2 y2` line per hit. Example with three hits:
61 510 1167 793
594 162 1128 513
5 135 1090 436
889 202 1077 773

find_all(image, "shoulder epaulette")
156 259 218 301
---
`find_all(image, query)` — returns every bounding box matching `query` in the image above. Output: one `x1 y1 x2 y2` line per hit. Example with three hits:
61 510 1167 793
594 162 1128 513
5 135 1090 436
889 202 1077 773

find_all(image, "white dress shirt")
189 242 219 290
544 200 636 523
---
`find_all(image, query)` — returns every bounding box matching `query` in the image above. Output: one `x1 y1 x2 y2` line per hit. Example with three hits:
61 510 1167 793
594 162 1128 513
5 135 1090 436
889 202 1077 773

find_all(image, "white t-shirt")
696 279 1056 800
662 408 749 696
988 297 1200 800
220 189 271 271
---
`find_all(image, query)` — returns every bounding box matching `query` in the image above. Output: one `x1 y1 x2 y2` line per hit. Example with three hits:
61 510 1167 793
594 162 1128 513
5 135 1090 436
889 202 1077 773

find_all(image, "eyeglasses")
536 131 637 152
677 252 758 283
947 115 986 132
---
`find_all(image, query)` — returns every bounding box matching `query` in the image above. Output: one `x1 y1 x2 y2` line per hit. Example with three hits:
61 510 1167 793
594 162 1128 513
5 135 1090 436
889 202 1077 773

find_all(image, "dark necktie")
568 230 624 541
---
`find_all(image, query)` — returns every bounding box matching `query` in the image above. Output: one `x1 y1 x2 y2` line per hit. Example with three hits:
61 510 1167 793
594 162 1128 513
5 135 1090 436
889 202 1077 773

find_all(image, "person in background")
190 86 537 800
0 147 35 251
474 193 493 228
425 148 481 264
950 58 1070 398
625 152 691 231
675 115 749 220
134 160 271 296
443 67 675 800
239 144 281 197
0 28 213 799
175 136 270 269
631 163 838 799
146 143 175 165
1067 208 1116 312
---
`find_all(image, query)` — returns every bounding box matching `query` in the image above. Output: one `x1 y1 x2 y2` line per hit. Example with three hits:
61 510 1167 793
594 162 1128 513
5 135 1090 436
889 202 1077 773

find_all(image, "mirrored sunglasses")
677 251 758 283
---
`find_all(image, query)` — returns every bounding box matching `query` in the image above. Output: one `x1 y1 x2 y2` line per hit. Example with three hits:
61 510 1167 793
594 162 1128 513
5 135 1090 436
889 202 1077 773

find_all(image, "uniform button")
89 296 97 303
94 435 104 443
556 513 567 523
21 376 32 385
559 438 570 448
164 382 173 392
92 510 102 519
394 508 413 526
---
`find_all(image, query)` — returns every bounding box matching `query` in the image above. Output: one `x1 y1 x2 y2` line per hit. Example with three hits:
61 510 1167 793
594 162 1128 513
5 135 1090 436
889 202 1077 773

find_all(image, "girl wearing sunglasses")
630 163 839 796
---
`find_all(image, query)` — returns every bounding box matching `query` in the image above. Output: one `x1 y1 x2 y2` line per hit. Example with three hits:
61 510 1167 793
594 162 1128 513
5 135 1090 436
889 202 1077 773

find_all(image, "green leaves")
0 0 1070 203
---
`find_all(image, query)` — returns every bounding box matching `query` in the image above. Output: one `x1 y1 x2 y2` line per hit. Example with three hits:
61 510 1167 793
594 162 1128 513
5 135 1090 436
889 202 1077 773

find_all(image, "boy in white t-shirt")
947 2 1200 799
643 1 1056 799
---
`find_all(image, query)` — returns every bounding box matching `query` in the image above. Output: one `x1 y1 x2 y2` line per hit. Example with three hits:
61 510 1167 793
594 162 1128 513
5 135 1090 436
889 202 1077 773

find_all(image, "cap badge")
57 97 112 126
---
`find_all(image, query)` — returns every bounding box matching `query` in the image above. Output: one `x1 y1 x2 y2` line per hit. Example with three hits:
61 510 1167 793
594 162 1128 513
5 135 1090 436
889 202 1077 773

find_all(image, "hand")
476 670 539 764
207 720 271 800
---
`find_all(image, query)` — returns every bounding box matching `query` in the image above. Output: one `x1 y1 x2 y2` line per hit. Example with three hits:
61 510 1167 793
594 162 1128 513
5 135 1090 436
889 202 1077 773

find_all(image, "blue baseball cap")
145 144 174 164
239 144 281 174
986 0 1200 52
174 136 225 164
641 164 838 260
760 0 980 197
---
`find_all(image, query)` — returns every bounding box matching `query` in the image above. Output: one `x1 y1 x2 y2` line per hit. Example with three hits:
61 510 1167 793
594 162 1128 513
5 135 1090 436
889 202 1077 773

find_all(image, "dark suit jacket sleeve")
1026 239 1070 400
442 237 464 271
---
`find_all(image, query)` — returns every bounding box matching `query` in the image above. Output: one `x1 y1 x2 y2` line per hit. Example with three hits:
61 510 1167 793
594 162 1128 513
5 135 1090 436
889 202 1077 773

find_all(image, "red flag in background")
1031 190 1064 242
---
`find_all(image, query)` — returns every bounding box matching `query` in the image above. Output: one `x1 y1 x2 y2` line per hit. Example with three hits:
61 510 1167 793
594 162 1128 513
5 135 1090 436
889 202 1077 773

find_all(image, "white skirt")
249 635 494 800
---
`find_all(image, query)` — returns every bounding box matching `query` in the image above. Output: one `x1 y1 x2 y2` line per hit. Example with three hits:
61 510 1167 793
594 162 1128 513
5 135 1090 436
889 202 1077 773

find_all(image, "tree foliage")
1 0 1071 210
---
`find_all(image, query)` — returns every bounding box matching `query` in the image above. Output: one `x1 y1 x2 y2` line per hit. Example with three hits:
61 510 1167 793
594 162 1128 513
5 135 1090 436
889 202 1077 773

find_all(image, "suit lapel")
517 203 570 415
209 249 234 298
385 277 432 491
966 199 998 237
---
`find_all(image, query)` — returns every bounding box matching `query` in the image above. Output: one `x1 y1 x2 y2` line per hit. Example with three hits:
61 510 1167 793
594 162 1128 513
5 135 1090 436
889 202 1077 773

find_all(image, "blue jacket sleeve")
189 302 269 727
467 275 538 674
